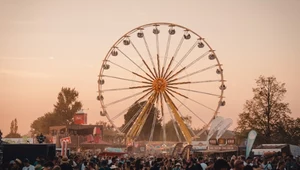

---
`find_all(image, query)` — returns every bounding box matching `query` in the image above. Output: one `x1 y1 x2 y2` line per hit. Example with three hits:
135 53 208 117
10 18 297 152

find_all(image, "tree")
5 119 21 138
95 121 120 143
53 87 82 125
165 115 193 142
235 76 292 144
13 119 18 134
31 87 82 134
31 112 58 134
274 117 300 145
122 101 162 141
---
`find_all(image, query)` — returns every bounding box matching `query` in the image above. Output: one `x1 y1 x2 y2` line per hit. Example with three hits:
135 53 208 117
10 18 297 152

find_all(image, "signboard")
60 136 71 143
208 145 237 151
218 138 226 145
227 138 235 145
209 139 217 145
192 145 207 151
104 147 124 153
74 113 87 125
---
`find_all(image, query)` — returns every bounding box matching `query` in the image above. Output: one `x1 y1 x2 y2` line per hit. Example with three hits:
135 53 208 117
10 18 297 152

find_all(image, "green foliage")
95 120 123 143
165 115 193 142
31 87 82 134
273 117 300 145
235 76 298 144
122 101 162 141
53 87 82 125
165 119 183 141
5 133 21 138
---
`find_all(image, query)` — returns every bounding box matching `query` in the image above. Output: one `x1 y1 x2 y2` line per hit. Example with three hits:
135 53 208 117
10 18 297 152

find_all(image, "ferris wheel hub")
152 78 167 92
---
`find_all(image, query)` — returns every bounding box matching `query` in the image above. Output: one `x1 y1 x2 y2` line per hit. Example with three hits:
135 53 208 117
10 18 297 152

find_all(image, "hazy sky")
0 0 299 136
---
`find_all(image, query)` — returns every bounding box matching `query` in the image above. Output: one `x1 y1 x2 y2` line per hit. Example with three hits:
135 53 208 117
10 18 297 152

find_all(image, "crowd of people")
5 153 300 170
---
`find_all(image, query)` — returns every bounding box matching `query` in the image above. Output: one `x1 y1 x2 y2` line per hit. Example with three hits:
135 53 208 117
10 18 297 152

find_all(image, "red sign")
60 136 71 143
74 113 87 125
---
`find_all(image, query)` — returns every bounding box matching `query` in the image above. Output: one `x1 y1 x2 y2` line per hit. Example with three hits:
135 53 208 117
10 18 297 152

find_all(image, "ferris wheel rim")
98 22 225 142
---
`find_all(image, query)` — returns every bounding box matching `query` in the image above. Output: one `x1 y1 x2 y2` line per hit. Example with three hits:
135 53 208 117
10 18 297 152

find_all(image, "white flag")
216 118 233 140
207 116 224 141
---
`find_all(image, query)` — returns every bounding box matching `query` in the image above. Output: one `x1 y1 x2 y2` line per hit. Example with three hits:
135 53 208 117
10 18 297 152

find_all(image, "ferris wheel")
97 22 226 144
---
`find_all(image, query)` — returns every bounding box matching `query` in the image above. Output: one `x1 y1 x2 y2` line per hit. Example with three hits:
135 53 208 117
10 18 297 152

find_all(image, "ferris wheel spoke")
141 36 158 78
135 99 155 140
107 60 131 72
129 37 157 78
155 29 160 56
169 64 219 83
166 90 207 125
132 72 153 82
120 90 153 132
188 97 216 112
160 93 167 144
162 36 184 78
105 89 152 107
128 93 157 139
117 48 155 80
162 33 172 78
102 75 152 84
169 86 220 97
167 40 198 79
157 54 161 78
107 60 153 82
166 88 217 112
155 29 162 78
149 99 159 142
166 88 188 99
101 85 152 92
168 79 224 86
168 81 191 86
120 103 144 133
166 102 182 142
185 50 210 69
112 103 140 122
167 50 210 81
163 56 174 78
166 67 186 82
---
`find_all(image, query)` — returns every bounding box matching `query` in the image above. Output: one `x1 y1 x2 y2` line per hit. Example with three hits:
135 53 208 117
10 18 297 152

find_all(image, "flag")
216 118 233 140
207 116 224 141
246 130 257 158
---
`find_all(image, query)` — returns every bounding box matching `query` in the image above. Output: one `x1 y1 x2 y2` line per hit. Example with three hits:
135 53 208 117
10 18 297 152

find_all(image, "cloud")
0 69 51 79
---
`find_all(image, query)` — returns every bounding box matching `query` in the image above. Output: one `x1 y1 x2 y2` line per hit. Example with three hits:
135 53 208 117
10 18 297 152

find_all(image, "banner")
246 130 257 158
60 136 71 143
61 141 67 157
207 116 224 141
3 138 34 144
216 118 233 140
